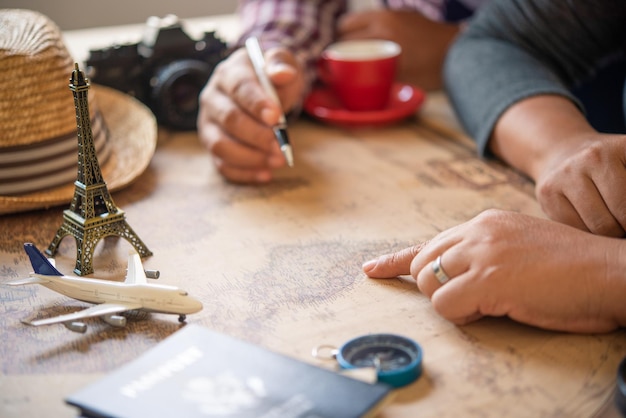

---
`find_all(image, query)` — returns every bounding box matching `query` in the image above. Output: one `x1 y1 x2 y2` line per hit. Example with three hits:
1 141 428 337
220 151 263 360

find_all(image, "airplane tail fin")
24 243 62 276
124 251 147 284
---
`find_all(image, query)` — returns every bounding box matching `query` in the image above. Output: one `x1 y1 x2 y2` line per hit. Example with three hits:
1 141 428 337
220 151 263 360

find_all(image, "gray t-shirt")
443 0 626 155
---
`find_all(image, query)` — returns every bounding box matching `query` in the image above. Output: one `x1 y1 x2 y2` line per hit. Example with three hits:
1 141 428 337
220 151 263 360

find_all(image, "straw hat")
0 9 157 214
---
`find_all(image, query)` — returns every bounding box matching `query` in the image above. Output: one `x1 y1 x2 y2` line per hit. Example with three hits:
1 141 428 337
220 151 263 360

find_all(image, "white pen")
245 36 294 167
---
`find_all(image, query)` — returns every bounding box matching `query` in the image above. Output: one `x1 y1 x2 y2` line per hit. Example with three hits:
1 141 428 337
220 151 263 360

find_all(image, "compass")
314 333 423 388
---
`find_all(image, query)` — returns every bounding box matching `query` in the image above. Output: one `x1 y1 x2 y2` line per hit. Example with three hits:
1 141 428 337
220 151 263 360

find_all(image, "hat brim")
0 85 157 215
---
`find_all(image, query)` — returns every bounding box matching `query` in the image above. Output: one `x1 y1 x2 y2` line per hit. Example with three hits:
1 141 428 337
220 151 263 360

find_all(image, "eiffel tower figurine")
46 63 152 276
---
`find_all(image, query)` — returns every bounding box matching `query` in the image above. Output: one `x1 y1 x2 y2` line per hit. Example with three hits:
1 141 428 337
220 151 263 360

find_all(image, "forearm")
489 95 596 182
597 236 626 329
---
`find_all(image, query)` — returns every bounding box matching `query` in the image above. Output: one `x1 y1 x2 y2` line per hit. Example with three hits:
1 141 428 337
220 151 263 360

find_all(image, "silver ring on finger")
432 255 451 285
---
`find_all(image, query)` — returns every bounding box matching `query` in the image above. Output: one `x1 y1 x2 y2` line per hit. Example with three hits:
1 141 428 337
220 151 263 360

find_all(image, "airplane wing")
23 302 142 326
124 252 147 285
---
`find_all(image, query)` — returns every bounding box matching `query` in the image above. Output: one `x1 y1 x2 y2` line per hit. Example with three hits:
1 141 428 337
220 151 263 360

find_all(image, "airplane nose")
191 297 203 313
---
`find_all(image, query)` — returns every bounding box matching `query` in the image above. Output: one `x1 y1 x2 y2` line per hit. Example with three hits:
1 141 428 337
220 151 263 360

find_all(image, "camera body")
86 15 227 130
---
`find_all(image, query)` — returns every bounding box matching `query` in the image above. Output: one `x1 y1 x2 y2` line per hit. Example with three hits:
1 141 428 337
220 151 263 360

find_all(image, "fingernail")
267 61 290 74
255 171 272 183
261 107 278 126
362 259 378 273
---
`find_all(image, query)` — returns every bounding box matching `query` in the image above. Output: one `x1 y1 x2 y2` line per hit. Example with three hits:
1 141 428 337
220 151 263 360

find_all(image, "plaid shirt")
235 0 485 88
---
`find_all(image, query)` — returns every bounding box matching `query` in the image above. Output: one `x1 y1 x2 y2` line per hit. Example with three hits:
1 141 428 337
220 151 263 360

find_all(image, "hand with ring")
361 209 626 333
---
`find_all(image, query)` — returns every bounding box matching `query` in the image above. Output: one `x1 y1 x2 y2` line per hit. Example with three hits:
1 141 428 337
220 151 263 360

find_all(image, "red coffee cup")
317 40 401 111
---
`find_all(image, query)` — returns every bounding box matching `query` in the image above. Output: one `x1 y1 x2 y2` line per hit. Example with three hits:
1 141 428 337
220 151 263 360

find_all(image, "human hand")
336 10 459 90
533 133 626 238
197 46 305 183
490 96 626 238
362 209 626 333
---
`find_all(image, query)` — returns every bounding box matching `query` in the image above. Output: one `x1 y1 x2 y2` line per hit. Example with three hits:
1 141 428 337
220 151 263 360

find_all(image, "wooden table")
1 14 625 418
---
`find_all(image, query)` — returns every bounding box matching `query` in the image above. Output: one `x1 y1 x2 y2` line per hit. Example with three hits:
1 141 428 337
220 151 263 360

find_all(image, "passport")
66 324 393 418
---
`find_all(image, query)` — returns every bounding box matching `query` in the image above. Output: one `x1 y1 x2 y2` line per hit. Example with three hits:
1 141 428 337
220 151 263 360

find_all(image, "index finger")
362 242 428 279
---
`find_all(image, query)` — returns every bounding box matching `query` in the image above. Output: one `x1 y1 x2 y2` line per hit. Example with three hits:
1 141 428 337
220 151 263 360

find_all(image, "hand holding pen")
197 38 304 183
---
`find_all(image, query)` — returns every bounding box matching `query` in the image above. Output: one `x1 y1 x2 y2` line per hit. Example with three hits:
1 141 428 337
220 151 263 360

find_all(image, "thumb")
362 243 427 279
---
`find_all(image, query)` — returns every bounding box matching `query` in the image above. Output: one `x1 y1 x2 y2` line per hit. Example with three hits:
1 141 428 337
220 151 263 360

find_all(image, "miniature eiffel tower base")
46 208 152 276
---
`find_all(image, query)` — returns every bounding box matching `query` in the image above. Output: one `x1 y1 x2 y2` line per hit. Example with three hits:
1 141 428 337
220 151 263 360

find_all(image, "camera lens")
150 59 213 130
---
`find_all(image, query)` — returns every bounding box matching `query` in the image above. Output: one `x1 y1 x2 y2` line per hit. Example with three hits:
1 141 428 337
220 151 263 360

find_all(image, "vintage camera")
86 15 227 130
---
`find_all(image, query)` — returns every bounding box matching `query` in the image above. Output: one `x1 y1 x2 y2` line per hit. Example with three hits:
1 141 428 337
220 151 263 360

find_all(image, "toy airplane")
7 243 203 333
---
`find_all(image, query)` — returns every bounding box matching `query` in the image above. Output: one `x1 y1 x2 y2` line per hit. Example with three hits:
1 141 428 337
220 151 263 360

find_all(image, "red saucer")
303 83 425 128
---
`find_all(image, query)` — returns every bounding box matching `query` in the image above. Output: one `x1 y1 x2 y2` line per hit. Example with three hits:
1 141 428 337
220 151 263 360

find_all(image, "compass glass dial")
337 334 423 388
